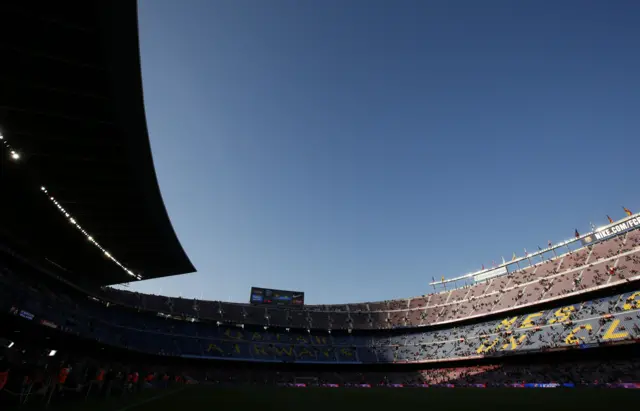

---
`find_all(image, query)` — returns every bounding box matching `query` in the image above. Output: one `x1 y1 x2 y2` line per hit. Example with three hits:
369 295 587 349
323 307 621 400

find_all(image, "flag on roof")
623 206 632 216
590 222 596 231
538 245 542 251
482 264 485 270
574 229 580 238
502 256 506 265
607 215 614 224
432 276 435 283
524 248 528 256
512 252 517 261
441 275 445 282
548 240 552 248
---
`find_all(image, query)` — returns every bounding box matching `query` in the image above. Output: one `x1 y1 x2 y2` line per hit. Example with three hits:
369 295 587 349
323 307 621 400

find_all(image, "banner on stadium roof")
581 217 640 246
474 266 508 283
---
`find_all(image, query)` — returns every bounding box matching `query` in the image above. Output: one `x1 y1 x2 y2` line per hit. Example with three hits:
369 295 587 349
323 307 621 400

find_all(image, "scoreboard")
250 287 304 306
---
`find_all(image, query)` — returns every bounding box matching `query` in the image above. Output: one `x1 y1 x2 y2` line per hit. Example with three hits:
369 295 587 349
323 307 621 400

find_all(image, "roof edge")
100 2 196 278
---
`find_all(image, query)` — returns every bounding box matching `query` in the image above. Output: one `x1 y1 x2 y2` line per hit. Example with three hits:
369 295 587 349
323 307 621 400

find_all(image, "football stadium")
1 2 639 410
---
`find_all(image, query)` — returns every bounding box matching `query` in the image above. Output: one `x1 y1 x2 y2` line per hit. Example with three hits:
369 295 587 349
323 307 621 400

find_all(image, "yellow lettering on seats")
253 344 268 355
207 344 224 354
497 317 518 331
623 292 640 311
501 335 527 351
602 319 629 340
476 338 499 354
547 306 575 324
519 312 544 329
275 345 293 356
565 324 593 345
340 348 353 357
224 328 244 340
314 336 328 345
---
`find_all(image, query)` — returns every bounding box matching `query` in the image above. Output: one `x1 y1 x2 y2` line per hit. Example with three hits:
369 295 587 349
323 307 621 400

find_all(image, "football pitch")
59 385 639 411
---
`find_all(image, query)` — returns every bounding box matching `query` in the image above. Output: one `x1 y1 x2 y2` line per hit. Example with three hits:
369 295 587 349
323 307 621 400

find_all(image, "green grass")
101 385 639 411
4 386 183 411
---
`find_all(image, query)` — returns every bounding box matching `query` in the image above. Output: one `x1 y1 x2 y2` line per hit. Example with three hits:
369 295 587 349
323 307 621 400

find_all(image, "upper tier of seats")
101 229 640 330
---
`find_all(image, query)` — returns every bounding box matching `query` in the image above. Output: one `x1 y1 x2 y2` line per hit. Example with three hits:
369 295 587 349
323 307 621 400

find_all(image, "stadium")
1 2 639 410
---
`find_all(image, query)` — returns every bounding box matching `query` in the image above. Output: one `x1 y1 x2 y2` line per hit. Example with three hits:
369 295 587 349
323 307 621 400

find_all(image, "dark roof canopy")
0 1 195 285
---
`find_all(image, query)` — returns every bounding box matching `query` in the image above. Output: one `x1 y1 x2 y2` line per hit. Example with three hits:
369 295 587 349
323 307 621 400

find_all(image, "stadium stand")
1 247 640 364
96 228 640 331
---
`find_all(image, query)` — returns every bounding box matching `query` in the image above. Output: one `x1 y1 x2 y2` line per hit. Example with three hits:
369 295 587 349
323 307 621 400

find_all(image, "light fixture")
0 129 143 281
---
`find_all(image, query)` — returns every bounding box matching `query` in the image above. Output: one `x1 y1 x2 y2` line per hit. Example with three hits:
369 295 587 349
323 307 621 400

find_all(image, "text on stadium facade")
584 217 640 244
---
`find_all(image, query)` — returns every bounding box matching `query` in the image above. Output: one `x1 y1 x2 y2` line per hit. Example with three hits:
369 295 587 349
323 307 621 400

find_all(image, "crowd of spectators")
1 249 639 365
149 360 640 387
97 229 640 331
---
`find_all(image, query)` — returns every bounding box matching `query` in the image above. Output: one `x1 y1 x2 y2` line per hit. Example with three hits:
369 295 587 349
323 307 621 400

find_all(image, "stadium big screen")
250 287 304 306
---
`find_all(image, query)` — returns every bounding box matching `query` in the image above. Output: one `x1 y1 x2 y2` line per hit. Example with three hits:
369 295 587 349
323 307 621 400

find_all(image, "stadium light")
48 350 57 357
7 341 14 348
1 130 142 281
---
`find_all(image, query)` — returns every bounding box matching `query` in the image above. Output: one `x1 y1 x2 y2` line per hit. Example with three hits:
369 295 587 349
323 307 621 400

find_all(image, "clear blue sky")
128 0 640 304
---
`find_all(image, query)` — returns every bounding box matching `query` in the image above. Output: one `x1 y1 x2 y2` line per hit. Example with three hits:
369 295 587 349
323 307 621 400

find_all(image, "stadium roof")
0 1 195 285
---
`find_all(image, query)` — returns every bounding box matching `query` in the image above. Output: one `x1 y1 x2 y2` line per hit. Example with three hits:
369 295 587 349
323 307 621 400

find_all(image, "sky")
128 0 640 304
